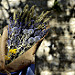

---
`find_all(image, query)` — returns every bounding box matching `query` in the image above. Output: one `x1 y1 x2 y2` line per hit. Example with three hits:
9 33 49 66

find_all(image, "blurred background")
0 0 75 75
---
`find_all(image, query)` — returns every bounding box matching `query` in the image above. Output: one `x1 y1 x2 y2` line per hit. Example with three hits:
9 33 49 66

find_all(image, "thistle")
6 4 50 64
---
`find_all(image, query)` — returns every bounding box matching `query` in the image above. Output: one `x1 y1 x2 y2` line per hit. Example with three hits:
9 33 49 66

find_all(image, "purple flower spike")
43 24 46 29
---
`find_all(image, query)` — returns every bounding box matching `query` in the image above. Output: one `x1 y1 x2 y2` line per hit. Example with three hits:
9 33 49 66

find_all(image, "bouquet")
0 4 50 74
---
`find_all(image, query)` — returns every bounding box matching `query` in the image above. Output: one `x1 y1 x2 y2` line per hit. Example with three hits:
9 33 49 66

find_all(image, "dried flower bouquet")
0 4 50 74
